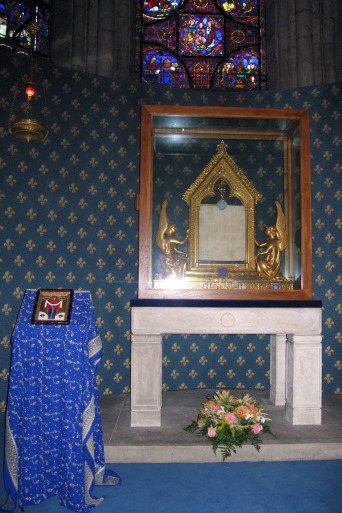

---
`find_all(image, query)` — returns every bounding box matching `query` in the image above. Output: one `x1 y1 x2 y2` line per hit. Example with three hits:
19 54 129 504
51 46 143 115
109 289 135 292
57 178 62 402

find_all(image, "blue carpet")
1 460 341 513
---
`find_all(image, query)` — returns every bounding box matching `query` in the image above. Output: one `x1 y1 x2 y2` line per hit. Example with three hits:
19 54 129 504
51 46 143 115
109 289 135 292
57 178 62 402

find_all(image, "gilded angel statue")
156 199 189 278
255 201 288 281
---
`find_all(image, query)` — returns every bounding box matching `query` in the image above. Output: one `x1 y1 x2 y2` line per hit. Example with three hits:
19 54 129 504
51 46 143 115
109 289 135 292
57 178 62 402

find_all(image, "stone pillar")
278 1 296 89
50 0 137 81
113 1 137 81
96 0 115 78
49 0 73 67
131 334 163 427
270 334 286 406
71 0 88 72
85 0 99 75
285 334 322 425
295 0 314 87
265 0 342 88
321 0 338 83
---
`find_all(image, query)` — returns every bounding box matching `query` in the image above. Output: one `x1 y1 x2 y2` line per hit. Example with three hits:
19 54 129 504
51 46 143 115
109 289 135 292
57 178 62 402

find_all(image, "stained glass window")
0 1 51 56
137 0 266 90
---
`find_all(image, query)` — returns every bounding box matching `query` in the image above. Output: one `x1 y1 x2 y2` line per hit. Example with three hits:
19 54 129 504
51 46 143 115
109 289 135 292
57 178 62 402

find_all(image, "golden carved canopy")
183 141 261 277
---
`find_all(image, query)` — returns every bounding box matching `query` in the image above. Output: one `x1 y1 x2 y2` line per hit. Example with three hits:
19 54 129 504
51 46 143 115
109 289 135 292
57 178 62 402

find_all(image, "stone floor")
100 389 342 463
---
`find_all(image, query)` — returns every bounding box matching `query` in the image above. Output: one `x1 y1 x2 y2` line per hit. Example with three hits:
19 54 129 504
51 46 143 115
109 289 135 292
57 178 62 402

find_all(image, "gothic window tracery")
137 0 266 90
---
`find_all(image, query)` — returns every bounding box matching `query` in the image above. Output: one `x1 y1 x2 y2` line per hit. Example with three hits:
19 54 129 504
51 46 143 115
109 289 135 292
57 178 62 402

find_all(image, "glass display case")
137 105 312 300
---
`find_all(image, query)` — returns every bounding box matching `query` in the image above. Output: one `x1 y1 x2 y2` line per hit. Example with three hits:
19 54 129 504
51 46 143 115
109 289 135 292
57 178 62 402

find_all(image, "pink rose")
207 426 217 438
250 424 262 435
212 404 221 411
225 412 236 424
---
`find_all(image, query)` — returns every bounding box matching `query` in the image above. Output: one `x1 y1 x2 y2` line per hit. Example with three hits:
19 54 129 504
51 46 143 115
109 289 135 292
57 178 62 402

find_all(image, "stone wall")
265 0 342 88
49 0 342 88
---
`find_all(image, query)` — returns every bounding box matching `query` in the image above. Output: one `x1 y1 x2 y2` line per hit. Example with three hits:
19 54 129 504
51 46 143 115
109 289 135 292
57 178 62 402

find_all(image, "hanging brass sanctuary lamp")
9 20 48 143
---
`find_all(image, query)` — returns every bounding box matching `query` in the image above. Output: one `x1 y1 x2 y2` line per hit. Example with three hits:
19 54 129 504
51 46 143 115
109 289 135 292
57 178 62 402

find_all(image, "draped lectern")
2 290 120 513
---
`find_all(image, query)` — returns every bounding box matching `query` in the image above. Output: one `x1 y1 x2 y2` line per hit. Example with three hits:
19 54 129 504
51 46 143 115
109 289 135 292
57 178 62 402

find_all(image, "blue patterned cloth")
1 290 121 512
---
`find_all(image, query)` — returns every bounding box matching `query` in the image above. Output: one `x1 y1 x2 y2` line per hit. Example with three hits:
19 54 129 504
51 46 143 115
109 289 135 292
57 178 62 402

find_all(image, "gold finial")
217 140 228 154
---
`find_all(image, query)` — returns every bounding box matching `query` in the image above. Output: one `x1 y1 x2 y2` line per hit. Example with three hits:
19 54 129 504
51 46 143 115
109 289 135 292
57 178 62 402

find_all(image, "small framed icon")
31 289 74 325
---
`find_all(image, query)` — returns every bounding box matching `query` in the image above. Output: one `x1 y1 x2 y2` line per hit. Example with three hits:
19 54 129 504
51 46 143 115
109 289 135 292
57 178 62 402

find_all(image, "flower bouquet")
184 390 273 461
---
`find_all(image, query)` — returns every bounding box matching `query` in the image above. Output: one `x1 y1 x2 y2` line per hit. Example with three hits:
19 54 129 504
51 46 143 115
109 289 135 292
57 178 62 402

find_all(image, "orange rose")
248 405 260 418
235 406 249 419
203 401 215 409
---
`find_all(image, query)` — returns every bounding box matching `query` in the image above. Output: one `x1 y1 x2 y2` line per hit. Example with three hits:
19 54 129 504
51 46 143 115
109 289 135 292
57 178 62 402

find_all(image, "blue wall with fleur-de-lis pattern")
0 50 341 411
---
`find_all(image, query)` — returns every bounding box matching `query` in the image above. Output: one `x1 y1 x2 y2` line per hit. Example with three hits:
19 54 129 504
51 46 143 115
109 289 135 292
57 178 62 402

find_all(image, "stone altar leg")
285 334 322 425
131 334 162 427
270 334 286 406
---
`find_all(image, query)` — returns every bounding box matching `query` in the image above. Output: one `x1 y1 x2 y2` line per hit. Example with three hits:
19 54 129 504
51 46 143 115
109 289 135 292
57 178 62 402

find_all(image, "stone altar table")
130 299 322 427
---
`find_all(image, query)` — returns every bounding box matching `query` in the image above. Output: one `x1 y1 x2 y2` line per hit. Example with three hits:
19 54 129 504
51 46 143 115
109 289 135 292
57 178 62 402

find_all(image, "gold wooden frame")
137 105 312 300
183 140 261 276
